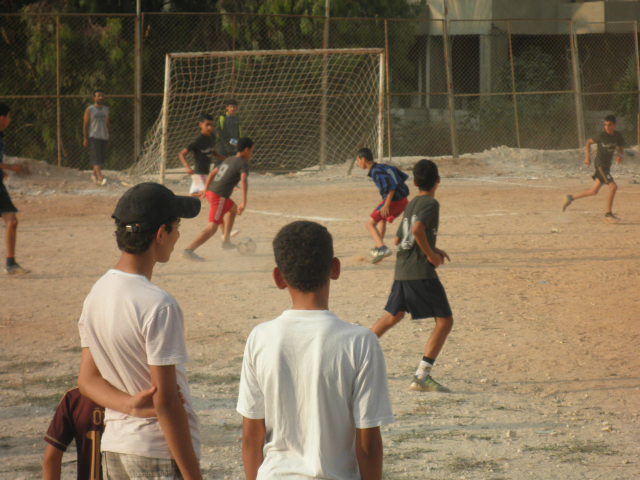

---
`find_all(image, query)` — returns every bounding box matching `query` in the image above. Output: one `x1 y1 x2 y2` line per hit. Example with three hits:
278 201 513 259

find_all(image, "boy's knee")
5 215 18 229
436 316 453 332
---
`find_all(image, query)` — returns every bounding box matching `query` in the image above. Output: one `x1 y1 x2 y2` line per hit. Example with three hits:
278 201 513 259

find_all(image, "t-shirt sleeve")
352 331 394 429
236 330 265 419
143 302 189 366
78 300 90 348
416 200 437 226
44 392 75 452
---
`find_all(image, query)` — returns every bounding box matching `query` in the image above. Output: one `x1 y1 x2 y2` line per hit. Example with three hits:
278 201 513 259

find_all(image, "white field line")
246 209 348 222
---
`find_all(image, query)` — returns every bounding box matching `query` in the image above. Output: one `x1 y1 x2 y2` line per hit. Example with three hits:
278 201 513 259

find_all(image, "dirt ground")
1 150 639 479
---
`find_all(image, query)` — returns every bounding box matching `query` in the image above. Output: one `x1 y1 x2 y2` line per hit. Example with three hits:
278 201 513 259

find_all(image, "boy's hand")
128 385 158 417
380 205 390 218
186 167 194 175
584 157 591 167
238 203 246 215
615 155 623 164
199 191 207 199
427 253 443 268
83 138 88 147
435 248 451 263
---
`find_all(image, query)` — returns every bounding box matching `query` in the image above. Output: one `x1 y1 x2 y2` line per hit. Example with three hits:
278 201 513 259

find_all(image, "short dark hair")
0 103 10 117
115 217 177 254
224 98 238 107
413 159 440 191
357 147 374 162
198 113 214 122
237 137 254 152
604 114 616 123
94 89 104 96
273 221 334 292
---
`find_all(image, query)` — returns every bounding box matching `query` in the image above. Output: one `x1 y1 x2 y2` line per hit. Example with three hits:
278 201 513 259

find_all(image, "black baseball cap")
113 182 200 232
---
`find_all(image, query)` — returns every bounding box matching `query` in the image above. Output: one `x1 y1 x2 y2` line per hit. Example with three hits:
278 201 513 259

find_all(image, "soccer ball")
237 237 257 255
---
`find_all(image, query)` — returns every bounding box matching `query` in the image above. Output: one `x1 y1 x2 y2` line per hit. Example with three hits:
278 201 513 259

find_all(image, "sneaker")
100 177 107 186
230 229 240 239
370 246 379 257
605 212 620 221
562 194 573 212
371 246 392 264
221 241 236 250
5 263 31 275
409 375 451 393
182 249 205 261
90 174 99 185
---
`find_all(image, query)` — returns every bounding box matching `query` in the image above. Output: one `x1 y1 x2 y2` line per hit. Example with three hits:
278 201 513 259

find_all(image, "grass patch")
522 440 618 462
189 372 240 385
449 456 501 472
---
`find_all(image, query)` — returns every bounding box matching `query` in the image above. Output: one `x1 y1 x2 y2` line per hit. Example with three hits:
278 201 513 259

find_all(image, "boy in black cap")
77 183 204 479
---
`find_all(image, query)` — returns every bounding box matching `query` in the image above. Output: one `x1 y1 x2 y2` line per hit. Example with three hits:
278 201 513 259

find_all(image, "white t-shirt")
237 310 394 479
78 269 200 459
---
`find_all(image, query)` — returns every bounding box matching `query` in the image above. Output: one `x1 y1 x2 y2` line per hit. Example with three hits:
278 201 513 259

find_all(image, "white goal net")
131 48 385 181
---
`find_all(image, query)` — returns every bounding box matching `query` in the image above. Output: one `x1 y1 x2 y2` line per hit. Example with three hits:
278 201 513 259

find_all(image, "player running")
562 114 625 220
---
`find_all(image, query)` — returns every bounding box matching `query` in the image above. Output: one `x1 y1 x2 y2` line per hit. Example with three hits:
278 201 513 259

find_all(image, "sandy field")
1 148 639 479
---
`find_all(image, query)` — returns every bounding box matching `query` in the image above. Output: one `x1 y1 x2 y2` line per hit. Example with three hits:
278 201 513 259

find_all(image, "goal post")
132 48 386 182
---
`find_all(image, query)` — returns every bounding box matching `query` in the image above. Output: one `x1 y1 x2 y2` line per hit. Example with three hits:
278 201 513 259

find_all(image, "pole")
159 55 171 184
319 0 330 170
384 19 392 161
378 52 385 164
56 15 62 167
507 21 522 148
442 2 458 158
569 20 586 147
134 1 142 162
634 21 640 144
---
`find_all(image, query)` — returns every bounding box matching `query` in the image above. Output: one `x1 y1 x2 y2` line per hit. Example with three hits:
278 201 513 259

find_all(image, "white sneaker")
371 246 392 264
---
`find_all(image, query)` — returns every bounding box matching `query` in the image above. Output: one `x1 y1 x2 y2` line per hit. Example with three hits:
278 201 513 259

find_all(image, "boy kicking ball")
356 147 410 264
371 159 454 392
563 114 625 220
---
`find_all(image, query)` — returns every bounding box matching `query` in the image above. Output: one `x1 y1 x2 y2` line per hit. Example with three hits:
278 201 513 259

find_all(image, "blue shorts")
384 279 452 319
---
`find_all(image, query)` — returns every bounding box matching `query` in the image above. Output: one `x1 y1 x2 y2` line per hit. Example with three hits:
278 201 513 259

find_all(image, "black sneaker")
562 194 573 212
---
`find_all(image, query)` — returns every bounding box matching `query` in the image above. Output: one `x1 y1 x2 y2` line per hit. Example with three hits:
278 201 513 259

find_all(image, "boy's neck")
417 189 436 197
114 252 156 281
288 284 330 311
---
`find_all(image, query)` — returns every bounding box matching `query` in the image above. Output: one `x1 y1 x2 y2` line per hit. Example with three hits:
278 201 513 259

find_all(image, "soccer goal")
131 48 386 182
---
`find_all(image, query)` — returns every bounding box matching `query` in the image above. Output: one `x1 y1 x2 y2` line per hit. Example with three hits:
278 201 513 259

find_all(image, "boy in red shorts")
356 147 409 264
183 137 253 261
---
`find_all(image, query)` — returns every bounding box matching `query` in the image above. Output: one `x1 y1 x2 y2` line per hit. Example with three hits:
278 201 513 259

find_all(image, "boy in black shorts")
371 159 454 392
183 137 253 260
562 114 625 220
0 103 30 275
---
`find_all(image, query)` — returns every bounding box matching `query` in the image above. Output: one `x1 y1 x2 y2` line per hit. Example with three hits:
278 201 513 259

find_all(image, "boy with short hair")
183 137 253 260
178 113 226 196
356 147 410 264
217 99 242 157
0 103 30 275
78 182 203 480
371 159 454 393
563 114 625 220
83 90 110 185
238 221 394 479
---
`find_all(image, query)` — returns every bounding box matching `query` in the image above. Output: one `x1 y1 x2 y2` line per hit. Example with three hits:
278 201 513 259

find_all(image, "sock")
6 257 16 267
415 356 435 380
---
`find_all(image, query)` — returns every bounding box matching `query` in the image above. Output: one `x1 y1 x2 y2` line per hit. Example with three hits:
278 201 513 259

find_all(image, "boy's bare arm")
150 365 202 480
238 172 248 214
199 168 218 198
178 148 194 174
242 417 266 480
412 220 444 267
615 145 624 164
380 189 395 218
83 108 90 147
78 348 157 417
42 444 64 480
584 138 594 166
355 427 383 480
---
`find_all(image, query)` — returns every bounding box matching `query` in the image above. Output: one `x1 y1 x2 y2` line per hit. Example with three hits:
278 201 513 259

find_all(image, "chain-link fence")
0 12 638 172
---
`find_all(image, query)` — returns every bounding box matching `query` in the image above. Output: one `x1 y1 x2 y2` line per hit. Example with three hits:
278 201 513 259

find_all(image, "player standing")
183 137 253 260
356 147 410 264
562 114 625 220
217 99 242 158
371 159 454 392
83 90 110 186
237 221 394 479
0 103 30 275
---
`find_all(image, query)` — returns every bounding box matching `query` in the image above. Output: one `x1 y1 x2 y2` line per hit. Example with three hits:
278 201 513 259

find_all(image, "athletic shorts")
592 166 614 185
189 174 207 194
102 452 182 480
384 278 452 319
0 184 17 214
89 138 108 166
206 191 235 224
371 197 408 223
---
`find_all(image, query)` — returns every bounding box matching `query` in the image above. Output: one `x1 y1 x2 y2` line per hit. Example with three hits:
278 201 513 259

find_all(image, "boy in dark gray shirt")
371 159 454 392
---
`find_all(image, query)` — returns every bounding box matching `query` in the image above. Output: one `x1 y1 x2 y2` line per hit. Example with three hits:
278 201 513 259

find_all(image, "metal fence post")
442 18 458 158
56 15 62 167
319 4 330 170
507 21 522 148
569 20 586 147
134 7 142 162
384 19 392 161
634 21 640 144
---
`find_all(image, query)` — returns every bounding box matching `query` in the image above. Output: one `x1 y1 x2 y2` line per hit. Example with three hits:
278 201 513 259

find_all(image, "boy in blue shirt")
356 147 409 264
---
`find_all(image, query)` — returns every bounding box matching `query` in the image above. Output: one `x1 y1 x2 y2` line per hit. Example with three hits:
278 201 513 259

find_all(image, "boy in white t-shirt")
77 182 203 480
237 221 394 480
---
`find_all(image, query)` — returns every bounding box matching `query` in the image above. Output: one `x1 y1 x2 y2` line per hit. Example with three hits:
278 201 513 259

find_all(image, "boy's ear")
273 267 288 290
155 225 168 244
330 257 341 281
